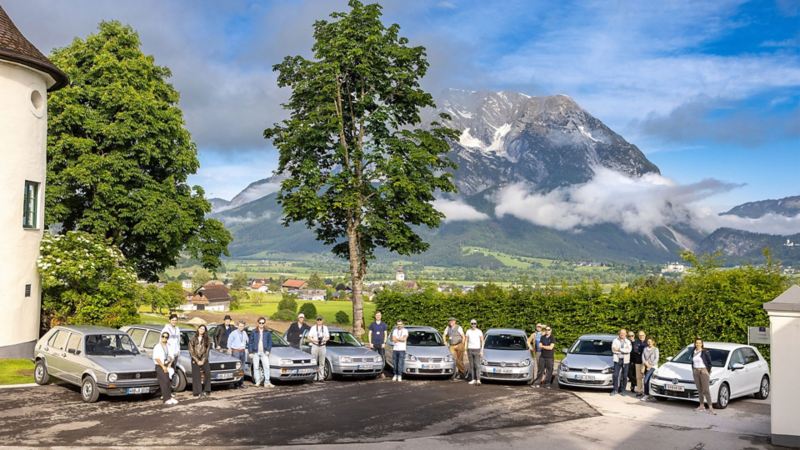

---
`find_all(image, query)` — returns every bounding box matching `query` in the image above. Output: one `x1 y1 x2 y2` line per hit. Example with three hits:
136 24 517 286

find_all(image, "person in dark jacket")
627 330 637 392
214 315 235 350
631 330 647 397
248 317 274 387
285 313 310 348
691 338 715 414
189 324 212 397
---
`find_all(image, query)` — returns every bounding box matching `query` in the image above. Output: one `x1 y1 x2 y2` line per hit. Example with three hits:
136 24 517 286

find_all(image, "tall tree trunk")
347 218 365 338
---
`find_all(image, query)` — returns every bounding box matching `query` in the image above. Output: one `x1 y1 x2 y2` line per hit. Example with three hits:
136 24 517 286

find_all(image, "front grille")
210 362 238 371
279 372 313 378
418 368 448 374
486 361 526 368
418 357 444 363
117 371 157 380
568 368 604 373
482 372 526 379
654 375 694 384
566 378 608 385
293 359 312 365
653 386 697 399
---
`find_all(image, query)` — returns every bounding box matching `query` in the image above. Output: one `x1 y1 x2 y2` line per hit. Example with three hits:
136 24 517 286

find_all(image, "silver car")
480 328 535 383
121 325 244 392
245 328 317 382
557 334 615 389
33 325 159 403
294 326 383 380
385 326 456 378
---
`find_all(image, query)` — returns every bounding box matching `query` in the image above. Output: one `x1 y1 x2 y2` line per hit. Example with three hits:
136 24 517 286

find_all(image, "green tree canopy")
46 21 231 280
264 1 457 336
307 273 325 289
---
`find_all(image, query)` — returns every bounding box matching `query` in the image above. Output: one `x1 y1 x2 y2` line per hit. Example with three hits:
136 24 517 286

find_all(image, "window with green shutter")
23 180 39 229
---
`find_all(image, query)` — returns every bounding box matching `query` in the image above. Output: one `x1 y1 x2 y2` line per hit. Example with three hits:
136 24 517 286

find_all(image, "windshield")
569 339 613 356
85 334 139 356
484 333 528 350
271 331 289 347
328 331 362 347
672 347 729 368
407 330 444 347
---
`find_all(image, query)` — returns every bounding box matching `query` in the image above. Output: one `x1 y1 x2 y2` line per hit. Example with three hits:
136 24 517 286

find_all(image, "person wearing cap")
248 317 274 388
161 314 181 368
153 331 178 405
286 313 310 349
214 315 235 350
367 311 388 378
465 319 484 385
526 323 543 379
307 316 330 382
390 320 409 381
533 325 556 388
227 320 249 389
443 317 466 379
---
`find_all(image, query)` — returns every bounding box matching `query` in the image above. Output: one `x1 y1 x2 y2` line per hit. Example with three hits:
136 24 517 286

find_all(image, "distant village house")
180 280 232 312
282 279 307 291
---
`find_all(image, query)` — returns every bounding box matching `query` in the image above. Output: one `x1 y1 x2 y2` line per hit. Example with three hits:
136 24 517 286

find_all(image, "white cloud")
433 198 489 222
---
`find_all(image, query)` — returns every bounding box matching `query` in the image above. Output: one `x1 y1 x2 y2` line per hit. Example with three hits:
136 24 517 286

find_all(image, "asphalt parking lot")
0 378 596 447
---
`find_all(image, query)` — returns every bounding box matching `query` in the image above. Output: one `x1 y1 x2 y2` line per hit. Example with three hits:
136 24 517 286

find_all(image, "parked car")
479 328 534 383
245 327 317 382
557 334 615 389
292 326 383 381
121 325 243 392
33 325 159 403
385 326 455 378
649 342 770 409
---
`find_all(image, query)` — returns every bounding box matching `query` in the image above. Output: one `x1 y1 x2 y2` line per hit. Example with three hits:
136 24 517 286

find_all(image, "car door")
385 337 395 369
727 349 747 397
740 347 763 394
127 328 147 351
140 330 160 357
61 332 85 384
46 330 70 379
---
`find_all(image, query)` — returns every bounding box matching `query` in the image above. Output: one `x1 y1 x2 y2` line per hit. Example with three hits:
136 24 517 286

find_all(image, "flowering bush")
38 231 140 328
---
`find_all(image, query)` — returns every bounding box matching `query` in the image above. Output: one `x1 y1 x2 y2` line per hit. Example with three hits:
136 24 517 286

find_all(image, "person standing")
465 319 484 385
534 325 555 388
308 316 330 382
248 317 274 388
367 311 389 378
443 318 466 379
189 324 212 398
627 330 638 393
640 337 659 402
227 320 249 389
154 331 178 405
611 328 632 396
390 320 409 382
632 330 647 397
526 323 543 379
214 315 235 350
161 314 181 368
285 313 310 349
691 338 715 414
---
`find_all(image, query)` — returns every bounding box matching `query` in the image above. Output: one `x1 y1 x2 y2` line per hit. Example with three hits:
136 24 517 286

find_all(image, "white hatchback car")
649 342 770 409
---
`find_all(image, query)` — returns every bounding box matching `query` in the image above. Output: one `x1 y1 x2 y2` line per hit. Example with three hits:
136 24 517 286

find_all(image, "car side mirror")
666 356 673 362
730 363 744 371
561 347 569 354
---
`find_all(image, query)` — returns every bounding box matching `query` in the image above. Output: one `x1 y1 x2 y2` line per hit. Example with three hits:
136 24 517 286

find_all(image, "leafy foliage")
144 282 185 314
278 294 299 312
231 272 249 291
307 273 325 289
38 231 140 328
46 21 231 280
335 310 350 325
192 269 212 290
272 309 297 321
299 302 318 320
263 1 456 336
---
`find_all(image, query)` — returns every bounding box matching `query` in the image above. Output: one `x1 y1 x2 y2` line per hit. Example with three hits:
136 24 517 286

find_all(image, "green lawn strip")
0 359 34 385
235 299 376 323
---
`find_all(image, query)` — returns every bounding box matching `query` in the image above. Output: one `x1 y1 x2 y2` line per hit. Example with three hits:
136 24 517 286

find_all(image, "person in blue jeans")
640 337 659 401
227 320 249 388
390 320 408 382
610 328 632 396
248 317 274 388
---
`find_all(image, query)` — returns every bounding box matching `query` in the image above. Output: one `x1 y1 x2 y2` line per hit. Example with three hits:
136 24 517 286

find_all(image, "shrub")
299 302 318 319
278 294 298 312
272 309 296 322
335 310 350 324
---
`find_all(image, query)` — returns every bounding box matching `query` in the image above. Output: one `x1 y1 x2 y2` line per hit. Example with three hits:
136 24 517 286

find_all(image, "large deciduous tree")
46 21 231 280
264 1 457 337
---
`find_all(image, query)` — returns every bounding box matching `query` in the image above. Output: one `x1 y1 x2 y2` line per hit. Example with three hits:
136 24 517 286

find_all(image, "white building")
395 266 405 282
661 262 686 275
0 7 68 357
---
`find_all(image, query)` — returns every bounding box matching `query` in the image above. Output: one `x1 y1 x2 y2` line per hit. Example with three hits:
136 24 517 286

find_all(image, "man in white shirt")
161 314 181 368
307 316 330 382
611 328 632 396
390 320 409 382
465 319 484 385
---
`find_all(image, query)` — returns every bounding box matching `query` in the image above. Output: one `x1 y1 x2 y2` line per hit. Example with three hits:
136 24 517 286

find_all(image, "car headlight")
560 363 569 372
235 361 242 370
520 359 531 367
280 359 293 365
444 355 454 362
481 359 488 365
405 354 417 362
375 356 383 363
107 373 118 383
339 356 352 363
601 367 612 374
709 378 719 386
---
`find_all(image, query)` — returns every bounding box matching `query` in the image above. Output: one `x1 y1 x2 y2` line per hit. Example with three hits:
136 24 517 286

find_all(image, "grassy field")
0 359 34 385
462 246 555 269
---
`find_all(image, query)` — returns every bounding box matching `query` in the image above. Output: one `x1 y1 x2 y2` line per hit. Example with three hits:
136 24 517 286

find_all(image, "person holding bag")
189 325 212 398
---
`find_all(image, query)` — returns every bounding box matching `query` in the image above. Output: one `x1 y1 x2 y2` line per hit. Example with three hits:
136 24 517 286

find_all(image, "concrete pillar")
764 284 800 448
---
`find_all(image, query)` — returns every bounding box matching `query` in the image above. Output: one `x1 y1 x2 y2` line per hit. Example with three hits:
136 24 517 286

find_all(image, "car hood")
407 345 450 358
87 354 155 372
326 346 379 358
562 353 613 370
483 348 531 363
209 350 239 363
656 362 725 381
271 346 313 360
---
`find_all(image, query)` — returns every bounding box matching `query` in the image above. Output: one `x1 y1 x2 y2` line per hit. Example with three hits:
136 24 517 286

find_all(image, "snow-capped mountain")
211 175 284 213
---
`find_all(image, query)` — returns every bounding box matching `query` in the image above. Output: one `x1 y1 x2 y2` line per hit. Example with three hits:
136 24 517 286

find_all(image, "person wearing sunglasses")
465 319 484 385
534 326 555 388
248 317 274 388
307 316 330 382
153 332 178 405
189 324 212 397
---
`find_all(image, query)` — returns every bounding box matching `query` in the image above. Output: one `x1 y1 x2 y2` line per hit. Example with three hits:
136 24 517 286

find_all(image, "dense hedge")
375 259 787 362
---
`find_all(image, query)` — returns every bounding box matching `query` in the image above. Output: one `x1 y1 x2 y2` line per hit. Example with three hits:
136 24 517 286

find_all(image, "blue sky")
7 0 800 211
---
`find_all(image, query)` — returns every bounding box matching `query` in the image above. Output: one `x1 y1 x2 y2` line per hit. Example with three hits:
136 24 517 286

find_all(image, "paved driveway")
0 379 596 447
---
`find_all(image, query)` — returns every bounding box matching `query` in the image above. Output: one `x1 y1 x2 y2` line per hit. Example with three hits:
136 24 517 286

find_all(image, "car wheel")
754 376 770 400
715 382 730 409
324 360 333 381
171 369 187 392
81 376 100 403
34 359 49 385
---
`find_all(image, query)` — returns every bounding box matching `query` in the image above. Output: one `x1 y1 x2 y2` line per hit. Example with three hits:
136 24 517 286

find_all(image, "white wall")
766 310 800 446
0 61 49 357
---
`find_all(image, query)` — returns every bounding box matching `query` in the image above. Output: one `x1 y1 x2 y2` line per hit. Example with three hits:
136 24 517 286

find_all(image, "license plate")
291 369 313 375
666 384 685 392
215 372 234 380
576 374 595 381
492 367 513 374
126 387 149 394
